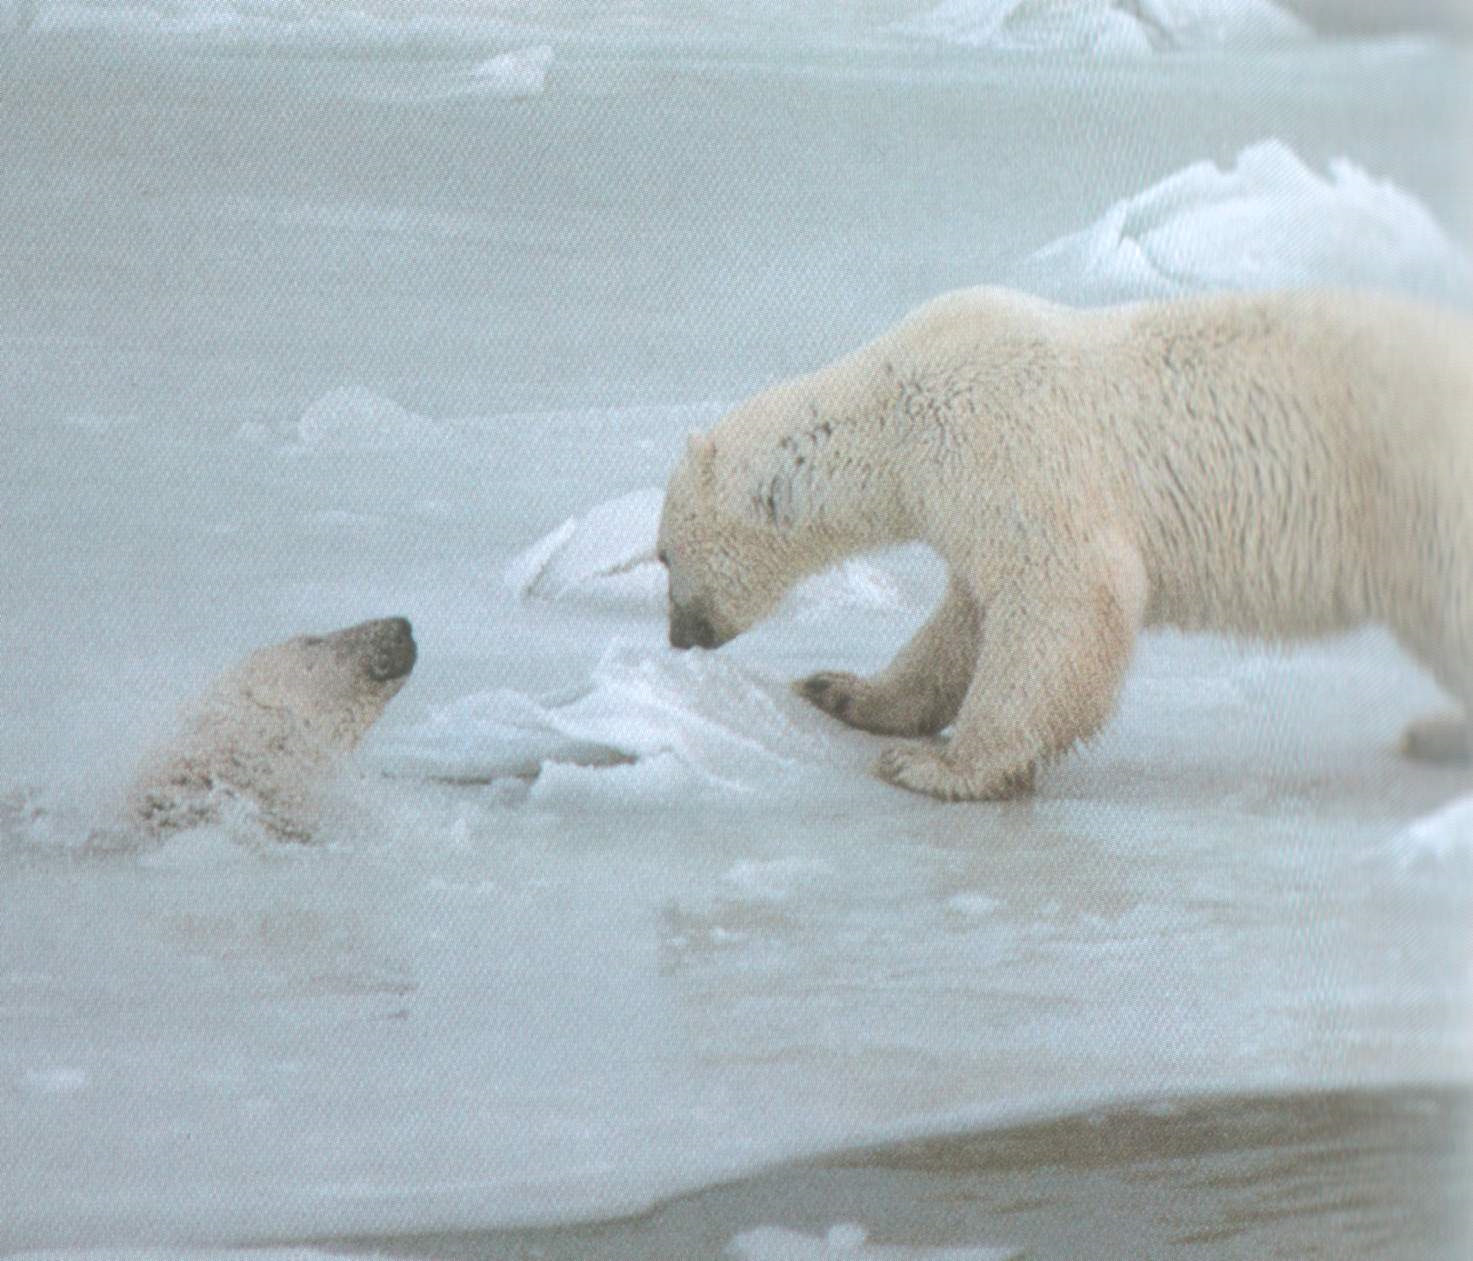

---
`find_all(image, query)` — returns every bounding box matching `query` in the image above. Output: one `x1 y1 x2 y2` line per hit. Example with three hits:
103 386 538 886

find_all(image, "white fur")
657 287 1473 800
125 617 416 839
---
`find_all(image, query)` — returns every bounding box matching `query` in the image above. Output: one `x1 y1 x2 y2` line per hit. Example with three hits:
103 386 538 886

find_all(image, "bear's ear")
683 430 717 486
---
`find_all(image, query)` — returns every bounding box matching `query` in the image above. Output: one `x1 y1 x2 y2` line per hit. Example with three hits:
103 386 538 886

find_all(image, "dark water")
333 1086 1470 1260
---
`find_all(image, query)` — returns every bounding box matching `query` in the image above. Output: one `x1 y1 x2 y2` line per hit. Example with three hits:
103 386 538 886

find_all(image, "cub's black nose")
363 616 417 680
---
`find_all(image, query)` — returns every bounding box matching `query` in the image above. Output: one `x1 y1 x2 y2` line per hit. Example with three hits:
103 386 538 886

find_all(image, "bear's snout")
669 605 721 650
326 615 417 681
365 616 417 681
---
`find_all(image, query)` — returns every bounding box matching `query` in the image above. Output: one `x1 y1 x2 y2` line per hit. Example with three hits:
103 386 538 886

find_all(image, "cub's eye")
657 549 670 567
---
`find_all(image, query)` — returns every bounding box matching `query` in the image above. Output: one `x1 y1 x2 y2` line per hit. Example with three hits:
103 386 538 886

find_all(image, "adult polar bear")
657 287 1472 801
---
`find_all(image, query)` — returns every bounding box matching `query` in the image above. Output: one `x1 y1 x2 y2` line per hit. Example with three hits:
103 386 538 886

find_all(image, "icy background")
1 1 1471 1255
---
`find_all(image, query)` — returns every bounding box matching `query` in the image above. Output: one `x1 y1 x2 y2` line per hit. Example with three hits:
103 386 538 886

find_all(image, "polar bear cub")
126 616 417 839
657 287 1472 800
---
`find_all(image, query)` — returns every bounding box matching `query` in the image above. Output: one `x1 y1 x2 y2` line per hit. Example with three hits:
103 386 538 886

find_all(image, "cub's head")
657 432 804 650
126 616 418 841
230 616 418 751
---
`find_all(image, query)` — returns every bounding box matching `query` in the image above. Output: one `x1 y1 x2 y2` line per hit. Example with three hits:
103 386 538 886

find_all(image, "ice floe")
238 386 450 450
505 487 910 616
384 641 878 797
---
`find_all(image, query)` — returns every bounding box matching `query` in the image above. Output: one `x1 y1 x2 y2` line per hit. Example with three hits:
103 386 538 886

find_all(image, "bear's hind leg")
796 573 979 737
874 536 1147 801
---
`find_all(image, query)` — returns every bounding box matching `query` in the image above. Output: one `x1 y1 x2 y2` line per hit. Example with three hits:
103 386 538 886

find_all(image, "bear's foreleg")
795 574 980 737
873 536 1147 801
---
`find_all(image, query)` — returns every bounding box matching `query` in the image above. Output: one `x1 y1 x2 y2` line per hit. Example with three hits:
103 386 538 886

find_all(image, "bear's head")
657 432 810 650
124 616 417 841
227 615 418 753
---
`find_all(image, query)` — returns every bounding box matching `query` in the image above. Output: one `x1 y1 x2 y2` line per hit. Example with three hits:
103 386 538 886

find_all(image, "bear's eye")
301 636 324 647
657 549 670 568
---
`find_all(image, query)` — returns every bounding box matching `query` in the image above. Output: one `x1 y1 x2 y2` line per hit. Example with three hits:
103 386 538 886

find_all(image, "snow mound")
1386 795 1473 874
1024 139 1473 304
505 488 909 616
294 386 449 450
384 642 876 799
728 1222 1019 1260
504 488 667 607
469 44 554 98
891 0 1308 55
0 783 84 854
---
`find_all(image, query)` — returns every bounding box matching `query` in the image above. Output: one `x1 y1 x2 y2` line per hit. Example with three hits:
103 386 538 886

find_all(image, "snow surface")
5 1255 361 1261
1 12 1469 1255
6 0 1452 56
4 0 526 55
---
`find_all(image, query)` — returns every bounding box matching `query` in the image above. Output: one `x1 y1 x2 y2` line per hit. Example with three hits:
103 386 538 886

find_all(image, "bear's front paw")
795 671 866 725
795 671 939 736
872 743 1035 802
1401 712 1471 764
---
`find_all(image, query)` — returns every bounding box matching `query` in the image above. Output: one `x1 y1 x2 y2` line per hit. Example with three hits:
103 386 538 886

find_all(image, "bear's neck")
790 489 916 571
750 345 921 533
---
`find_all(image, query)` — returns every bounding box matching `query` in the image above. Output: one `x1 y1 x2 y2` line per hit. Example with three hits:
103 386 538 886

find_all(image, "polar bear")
657 287 1472 800
125 616 417 839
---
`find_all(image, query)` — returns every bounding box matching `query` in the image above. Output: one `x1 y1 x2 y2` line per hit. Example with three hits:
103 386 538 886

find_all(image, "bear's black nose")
669 607 719 650
361 616 417 680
